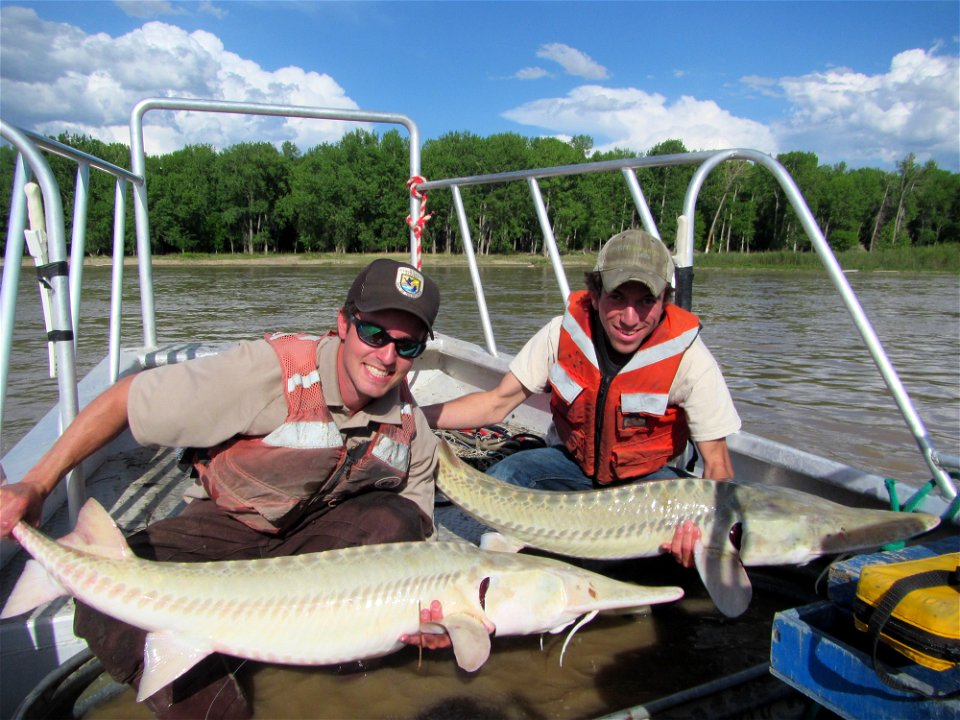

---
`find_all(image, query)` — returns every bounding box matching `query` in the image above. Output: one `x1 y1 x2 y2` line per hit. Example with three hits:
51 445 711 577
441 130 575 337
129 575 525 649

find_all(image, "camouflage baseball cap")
594 229 675 295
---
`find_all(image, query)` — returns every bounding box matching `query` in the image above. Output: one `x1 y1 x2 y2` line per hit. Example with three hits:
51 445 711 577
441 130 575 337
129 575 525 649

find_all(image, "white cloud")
114 1 186 20
197 1 227 20
515 66 550 81
115 0 226 20
772 47 959 168
503 85 777 156
740 75 780 98
503 47 959 170
0 7 363 154
536 43 608 80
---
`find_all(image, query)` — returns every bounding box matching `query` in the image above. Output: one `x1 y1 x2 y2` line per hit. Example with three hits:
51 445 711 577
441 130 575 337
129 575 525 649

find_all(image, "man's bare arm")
697 438 734 481
0 375 134 537
421 371 532 430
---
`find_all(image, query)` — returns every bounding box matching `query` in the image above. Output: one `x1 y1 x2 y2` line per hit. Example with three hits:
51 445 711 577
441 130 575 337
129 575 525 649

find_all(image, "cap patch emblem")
396 268 424 298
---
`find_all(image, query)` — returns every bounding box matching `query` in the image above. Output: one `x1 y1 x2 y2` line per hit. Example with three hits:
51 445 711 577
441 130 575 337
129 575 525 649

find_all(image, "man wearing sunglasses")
0 259 444 719
424 230 741 570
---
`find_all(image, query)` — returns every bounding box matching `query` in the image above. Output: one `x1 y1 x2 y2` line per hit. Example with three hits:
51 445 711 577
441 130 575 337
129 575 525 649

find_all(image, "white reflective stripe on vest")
621 326 700 374
269 331 322 342
549 363 584 405
371 434 410 470
287 370 321 393
371 403 413 470
262 420 343 449
561 312 599 369
621 392 669 415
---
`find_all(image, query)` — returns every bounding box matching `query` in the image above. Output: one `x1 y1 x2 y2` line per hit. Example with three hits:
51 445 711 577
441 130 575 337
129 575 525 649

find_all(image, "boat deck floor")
0 440 848 720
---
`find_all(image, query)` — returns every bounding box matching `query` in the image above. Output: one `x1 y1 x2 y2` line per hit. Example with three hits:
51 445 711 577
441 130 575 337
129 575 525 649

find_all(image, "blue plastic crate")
771 601 959 720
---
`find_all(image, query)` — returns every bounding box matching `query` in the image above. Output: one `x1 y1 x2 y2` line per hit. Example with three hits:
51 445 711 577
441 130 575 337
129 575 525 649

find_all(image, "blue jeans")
486 445 687 491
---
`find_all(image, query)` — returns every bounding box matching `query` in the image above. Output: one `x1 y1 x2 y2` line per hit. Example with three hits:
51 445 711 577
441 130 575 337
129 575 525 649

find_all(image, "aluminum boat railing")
126 99 424 350
1 103 956 533
416 153 958 502
0 121 142 523
1 101 424 526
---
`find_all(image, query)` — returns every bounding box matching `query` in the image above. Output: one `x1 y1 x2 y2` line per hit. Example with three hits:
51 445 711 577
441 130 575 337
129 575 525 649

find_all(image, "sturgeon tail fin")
1 499 132 619
0 558 67 618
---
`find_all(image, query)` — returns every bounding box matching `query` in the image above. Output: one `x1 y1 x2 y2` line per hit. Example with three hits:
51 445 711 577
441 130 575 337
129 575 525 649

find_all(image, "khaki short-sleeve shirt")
509 315 742 443
127 336 438 531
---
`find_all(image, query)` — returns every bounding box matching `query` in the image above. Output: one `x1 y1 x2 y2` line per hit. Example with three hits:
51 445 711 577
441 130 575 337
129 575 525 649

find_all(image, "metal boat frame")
1 100 956 717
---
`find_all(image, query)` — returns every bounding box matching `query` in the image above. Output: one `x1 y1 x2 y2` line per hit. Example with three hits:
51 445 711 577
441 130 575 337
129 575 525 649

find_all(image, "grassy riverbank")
692 245 960 272
6 245 956 272
132 245 958 272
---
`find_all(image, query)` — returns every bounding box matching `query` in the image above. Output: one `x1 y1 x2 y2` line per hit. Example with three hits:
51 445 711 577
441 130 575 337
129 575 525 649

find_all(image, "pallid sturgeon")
2 498 683 703
436 441 940 617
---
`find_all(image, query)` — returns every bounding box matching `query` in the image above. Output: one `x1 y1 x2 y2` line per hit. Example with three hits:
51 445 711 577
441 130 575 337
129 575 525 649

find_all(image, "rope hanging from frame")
406 175 433 269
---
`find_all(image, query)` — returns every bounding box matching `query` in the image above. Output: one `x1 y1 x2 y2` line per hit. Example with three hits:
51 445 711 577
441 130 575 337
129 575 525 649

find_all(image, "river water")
2 261 959 719
4 262 958 484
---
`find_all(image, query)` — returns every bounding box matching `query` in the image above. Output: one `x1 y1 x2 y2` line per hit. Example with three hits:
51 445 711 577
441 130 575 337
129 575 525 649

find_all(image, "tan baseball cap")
594 229 675 295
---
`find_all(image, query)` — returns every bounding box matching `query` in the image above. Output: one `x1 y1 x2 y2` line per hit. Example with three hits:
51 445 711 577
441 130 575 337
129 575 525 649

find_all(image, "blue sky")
1 1 958 170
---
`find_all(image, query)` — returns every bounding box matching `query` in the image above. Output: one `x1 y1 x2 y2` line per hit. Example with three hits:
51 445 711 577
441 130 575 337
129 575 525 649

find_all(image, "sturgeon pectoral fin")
440 612 494 672
693 540 752 618
418 621 447 635
137 631 214 702
479 532 525 553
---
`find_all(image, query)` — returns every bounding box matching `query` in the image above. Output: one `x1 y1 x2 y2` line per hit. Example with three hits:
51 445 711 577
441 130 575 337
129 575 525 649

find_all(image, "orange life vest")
197 332 416 533
548 292 701 484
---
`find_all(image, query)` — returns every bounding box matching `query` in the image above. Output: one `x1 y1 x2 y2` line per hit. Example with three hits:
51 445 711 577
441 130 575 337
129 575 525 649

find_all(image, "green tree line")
1 131 957 258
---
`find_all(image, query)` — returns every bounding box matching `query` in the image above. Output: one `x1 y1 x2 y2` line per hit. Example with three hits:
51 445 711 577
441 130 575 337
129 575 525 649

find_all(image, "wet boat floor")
0 444 190 601
74 556 832 719
8 444 838 719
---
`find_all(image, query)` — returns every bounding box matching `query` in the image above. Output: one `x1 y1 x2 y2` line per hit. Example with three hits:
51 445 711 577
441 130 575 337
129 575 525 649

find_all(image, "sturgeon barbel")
436 441 940 617
1 498 682 703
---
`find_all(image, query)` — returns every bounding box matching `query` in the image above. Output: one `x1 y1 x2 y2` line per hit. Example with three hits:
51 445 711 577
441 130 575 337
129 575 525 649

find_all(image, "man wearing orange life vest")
0 259 446 719
424 229 741 567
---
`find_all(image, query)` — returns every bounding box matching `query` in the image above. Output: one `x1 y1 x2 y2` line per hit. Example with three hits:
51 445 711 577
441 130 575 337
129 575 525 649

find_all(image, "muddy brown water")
3 263 955 718
5 264 957 484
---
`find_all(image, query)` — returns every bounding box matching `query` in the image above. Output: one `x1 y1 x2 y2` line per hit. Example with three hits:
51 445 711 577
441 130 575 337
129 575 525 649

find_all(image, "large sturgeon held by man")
436 441 940 617
1 498 682 704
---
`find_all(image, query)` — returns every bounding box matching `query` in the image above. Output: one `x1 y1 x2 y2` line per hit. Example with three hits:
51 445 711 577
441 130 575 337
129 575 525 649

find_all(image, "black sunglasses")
350 316 427 359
